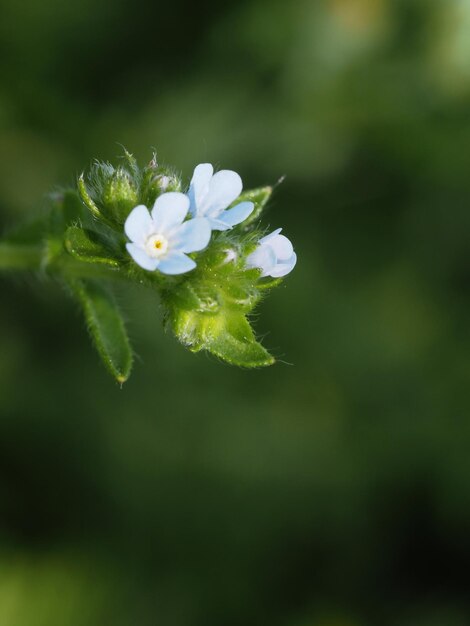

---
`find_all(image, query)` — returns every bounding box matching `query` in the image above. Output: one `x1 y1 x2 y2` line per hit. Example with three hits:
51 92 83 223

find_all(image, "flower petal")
207 217 233 231
267 234 294 261
259 228 282 245
124 205 153 243
214 201 254 229
269 252 297 278
246 243 277 276
126 243 159 271
188 163 213 215
201 170 243 215
157 251 196 275
151 192 189 232
172 218 211 253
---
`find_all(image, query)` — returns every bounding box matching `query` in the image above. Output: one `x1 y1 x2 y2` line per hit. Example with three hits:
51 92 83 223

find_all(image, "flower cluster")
124 163 297 278
0 149 298 380
9 149 301 377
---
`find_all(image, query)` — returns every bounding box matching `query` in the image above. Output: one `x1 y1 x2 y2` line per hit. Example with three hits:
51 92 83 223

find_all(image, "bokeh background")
1 0 470 624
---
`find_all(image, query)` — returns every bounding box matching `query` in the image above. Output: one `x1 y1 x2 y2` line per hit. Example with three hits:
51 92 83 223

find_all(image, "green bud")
102 168 139 224
140 157 182 207
78 162 139 228
153 172 181 193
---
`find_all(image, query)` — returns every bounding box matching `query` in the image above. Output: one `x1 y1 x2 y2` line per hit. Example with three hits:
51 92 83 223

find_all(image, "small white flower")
246 228 297 278
124 192 211 274
187 163 254 231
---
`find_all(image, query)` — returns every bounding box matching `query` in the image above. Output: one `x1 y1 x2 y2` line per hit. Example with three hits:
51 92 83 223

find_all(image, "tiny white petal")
151 192 189 232
188 163 213 215
172 218 211 253
124 205 153 243
158 251 196 275
126 243 159 271
269 252 297 277
246 228 296 278
267 234 294 261
201 170 243 215
246 244 277 276
214 201 254 229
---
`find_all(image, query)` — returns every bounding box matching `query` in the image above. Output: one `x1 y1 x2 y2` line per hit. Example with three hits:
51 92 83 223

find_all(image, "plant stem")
0 242 125 282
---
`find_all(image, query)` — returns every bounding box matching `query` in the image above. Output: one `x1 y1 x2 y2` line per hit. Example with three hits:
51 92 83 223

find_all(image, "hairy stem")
0 242 124 282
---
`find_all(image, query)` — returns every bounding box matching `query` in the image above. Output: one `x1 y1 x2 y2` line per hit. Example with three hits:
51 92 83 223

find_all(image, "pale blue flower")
187 163 254 231
246 228 297 278
124 192 211 274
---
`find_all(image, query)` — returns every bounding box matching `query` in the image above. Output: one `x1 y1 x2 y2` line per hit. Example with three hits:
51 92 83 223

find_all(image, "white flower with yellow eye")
124 192 210 274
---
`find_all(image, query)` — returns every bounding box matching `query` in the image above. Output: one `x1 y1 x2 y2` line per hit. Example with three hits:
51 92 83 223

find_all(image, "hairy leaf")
167 304 274 367
68 279 133 383
65 226 121 267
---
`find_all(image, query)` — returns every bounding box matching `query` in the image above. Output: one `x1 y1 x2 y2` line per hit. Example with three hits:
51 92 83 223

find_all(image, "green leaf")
168 305 275 368
235 186 272 229
68 279 133 383
65 226 121 267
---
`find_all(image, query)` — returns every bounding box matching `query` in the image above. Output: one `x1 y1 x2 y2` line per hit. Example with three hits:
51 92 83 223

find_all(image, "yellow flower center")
145 233 169 258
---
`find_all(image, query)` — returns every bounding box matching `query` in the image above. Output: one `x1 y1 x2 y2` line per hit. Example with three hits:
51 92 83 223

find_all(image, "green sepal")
235 186 272 230
257 276 282 290
65 226 121 267
67 278 133 384
77 173 116 229
167 305 275 367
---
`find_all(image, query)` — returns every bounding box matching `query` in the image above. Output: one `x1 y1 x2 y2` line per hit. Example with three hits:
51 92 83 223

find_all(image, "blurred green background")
1 0 470 624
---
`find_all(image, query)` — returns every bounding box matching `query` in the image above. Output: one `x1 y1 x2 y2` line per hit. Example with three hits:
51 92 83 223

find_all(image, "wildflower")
188 163 254 230
124 192 210 274
246 228 297 277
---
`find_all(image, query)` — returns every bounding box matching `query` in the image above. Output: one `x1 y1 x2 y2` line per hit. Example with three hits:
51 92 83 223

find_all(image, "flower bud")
153 172 181 193
102 168 139 224
79 162 140 228
140 162 182 207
